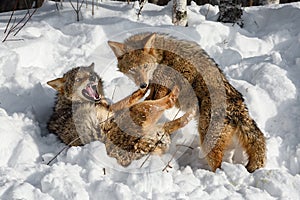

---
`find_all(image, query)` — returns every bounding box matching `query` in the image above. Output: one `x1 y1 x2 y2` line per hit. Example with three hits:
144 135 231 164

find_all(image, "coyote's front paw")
165 86 179 108
170 85 179 100
135 86 149 98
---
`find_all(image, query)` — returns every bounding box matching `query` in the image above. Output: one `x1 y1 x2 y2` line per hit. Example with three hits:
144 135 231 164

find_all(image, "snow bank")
0 1 300 199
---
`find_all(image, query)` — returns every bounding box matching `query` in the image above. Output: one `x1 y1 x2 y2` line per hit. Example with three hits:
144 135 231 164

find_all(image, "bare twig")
2 1 38 43
139 154 151 168
176 144 194 150
92 0 95 16
2 0 19 41
104 85 116 122
172 109 181 121
162 139 187 172
111 86 117 102
54 1 64 15
69 0 76 11
12 10 29 30
4 39 25 42
69 0 85 21
162 144 180 172
162 163 173 172
14 8 38 36
2 17 16 42
55 1 59 10
46 137 81 165
4 8 16 34
137 0 147 19
78 0 86 14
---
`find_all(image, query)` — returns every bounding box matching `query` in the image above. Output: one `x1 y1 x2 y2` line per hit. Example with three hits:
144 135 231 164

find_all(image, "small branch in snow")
2 6 38 43
46 137 80 165
136 0 147 19
162 143 181 172
175 144 194 150
4 39 25 42
162 163 173 172
69 0 85 21
14 8 37 36
110 86 117 102
162 140 191 172
92 0 95 16
102 85 116 123
55 0 64 11
4 0 18 34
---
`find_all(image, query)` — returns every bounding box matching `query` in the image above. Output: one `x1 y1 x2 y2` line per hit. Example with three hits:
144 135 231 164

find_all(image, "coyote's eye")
128 69 135 75
75 77 82 82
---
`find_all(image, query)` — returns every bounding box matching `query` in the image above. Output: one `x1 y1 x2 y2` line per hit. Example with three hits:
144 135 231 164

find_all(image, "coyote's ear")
89 62 95 70
108 41 126 58
143 33 156 54
47 77 65 93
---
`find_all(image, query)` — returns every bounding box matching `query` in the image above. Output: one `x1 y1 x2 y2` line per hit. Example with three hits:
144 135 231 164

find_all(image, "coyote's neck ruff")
47 63 193 166
108 32 266 172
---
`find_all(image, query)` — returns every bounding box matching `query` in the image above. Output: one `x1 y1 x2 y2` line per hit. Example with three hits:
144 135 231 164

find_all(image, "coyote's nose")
140 82 147 89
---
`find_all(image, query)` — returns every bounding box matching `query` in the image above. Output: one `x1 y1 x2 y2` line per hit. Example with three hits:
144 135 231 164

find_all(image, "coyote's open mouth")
82 82 101 102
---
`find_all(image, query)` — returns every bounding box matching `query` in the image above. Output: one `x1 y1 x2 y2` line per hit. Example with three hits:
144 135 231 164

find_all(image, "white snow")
1 1 300 199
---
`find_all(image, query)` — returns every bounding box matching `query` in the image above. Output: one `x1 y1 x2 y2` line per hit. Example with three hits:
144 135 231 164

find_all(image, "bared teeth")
82 82 100 101
92 85 100 99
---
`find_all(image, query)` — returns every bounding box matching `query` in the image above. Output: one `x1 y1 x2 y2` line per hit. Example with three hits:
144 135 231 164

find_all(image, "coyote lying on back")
47 63 193 166
108 32 266 172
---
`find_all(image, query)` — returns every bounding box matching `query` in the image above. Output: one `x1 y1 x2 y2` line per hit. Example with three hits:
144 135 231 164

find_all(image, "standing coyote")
108 32 266 172
47 63 193 166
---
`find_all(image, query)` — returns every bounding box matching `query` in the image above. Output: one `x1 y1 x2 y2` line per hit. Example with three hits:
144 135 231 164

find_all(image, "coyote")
47 63 193 166
108 32 266 172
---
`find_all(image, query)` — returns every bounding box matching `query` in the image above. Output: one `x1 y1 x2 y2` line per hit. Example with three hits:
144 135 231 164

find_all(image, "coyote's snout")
126 64 157 89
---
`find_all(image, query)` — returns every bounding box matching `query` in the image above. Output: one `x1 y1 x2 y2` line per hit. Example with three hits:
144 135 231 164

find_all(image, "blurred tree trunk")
172 0 188 26
218 0 243 27
260 0 279 4
0 0 44 13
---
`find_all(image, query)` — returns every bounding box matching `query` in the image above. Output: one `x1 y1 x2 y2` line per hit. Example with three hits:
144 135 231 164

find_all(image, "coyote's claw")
170 85 180 98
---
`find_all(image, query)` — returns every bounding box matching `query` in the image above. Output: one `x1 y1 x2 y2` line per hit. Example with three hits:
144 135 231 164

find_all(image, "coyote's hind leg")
238 120 266 172
203 123 236 172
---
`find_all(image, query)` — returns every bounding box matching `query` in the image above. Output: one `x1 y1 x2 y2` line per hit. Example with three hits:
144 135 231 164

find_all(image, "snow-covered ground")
0 1 300 199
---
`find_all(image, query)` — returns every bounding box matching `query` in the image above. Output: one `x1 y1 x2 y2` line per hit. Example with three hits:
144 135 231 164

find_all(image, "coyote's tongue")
83 84 100 101
87 85 98 98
